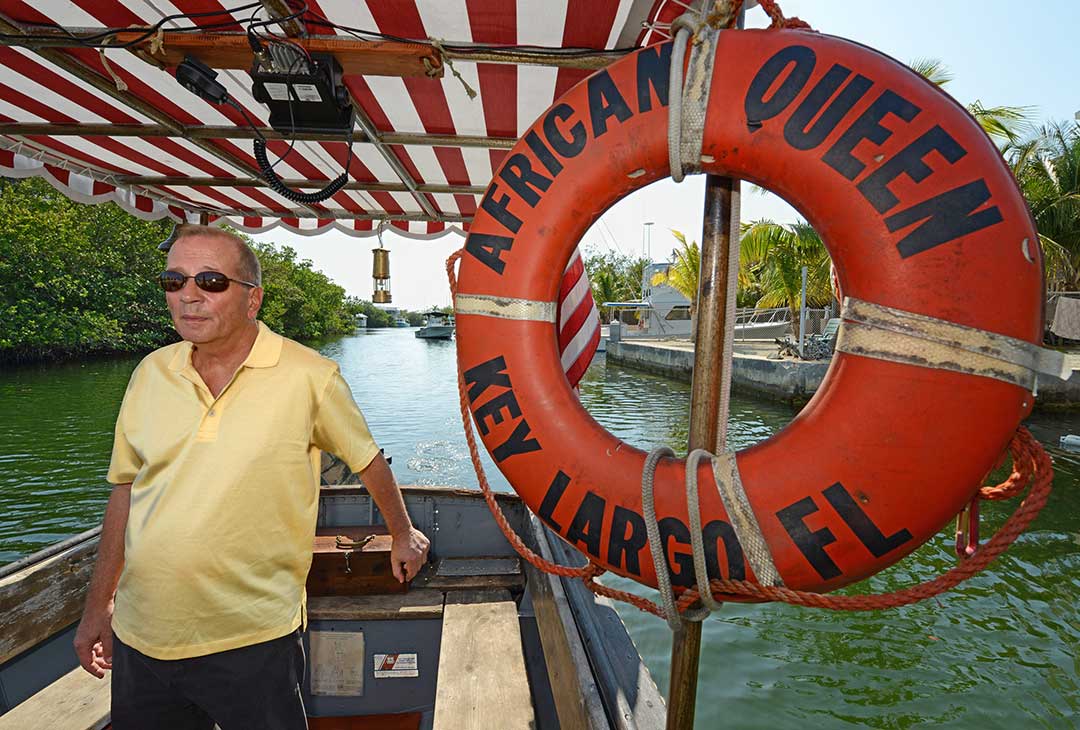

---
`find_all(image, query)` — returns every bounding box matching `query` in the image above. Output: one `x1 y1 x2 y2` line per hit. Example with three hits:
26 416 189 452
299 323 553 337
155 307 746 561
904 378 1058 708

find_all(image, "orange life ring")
454 30 1043 596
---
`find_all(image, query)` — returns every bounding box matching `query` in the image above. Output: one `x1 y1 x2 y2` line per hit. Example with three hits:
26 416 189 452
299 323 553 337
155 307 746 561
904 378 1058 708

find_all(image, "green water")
583 352 1080 728
1 328 1077 726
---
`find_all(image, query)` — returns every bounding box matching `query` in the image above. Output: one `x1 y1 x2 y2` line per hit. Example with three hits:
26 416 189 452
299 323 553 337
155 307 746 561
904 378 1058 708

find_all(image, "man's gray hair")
172 224 262 286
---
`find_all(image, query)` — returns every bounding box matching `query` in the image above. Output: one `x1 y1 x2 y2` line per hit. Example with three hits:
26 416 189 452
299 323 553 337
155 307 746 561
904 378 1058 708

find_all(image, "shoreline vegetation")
0 178 443 366
3 114 1077 365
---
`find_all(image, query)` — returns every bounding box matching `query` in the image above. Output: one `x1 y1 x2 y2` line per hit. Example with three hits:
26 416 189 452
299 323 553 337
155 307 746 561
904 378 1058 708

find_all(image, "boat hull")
416 326 454 339
733 320 791 340
0 485 663 729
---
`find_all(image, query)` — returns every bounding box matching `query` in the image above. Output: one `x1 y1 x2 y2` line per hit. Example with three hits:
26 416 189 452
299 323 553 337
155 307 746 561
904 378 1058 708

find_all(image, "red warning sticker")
374 652 419 678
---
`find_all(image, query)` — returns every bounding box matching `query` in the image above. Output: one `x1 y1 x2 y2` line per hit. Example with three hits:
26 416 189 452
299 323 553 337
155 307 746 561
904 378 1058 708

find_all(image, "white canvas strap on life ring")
711 451 783 588
668 15 722 182
453 294 557 323
835 297 1069 391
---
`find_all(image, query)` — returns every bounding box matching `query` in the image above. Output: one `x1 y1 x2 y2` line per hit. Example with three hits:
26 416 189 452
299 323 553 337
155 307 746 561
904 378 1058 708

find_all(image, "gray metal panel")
319 489 528 561
429 497 524 558
319 493 426 533
0 624 79 713
302 619 441 718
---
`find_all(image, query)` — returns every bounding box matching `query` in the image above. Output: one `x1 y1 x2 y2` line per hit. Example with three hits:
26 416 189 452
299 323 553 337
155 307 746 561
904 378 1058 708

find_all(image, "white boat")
415 311 455 339
603 263 793 340
732 307 795 340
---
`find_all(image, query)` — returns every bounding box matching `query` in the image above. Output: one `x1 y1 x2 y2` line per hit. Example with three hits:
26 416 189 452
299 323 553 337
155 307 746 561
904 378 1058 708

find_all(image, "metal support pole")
665 172 740 730
798 265 808 357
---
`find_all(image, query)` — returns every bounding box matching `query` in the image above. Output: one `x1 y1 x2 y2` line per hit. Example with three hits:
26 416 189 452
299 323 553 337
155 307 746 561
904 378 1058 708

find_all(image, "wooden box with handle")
307 526 407 596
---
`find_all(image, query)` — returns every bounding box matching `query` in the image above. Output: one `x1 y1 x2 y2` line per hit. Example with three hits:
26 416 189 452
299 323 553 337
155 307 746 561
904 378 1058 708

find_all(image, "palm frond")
1039 234 1079 291
738 218 833 326
1012 122 1080 283
909 57 953 87
650 230 700 302
968 100 1033 144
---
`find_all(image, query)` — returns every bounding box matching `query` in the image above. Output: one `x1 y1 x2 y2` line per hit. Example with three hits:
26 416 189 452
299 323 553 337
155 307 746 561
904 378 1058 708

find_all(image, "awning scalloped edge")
0 146 468 241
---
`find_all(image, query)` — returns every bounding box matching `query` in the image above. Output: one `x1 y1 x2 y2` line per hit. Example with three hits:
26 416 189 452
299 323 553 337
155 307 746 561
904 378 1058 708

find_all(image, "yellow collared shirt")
107 321 379 659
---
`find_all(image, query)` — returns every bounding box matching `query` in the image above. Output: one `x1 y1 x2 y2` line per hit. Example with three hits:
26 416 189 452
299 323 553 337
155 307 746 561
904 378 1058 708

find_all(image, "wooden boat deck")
0 665 109 730
0 485 666 729
434 590 534 730
0 560 530 730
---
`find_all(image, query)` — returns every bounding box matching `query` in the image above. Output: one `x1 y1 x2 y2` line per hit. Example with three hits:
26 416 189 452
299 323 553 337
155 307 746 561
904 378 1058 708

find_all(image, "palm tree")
590 267 623 323
908 58 1032 145
627 257 648 298
738 220 832 338
649 229 699 304
1008 122 1080 291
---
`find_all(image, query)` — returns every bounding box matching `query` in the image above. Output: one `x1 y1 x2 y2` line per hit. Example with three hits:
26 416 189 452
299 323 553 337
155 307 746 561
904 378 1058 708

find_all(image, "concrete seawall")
1034 367 1080 410
606 338 1080 411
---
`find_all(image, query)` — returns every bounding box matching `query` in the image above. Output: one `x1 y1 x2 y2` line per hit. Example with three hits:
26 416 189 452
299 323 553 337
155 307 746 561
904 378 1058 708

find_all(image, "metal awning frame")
0 0 694 238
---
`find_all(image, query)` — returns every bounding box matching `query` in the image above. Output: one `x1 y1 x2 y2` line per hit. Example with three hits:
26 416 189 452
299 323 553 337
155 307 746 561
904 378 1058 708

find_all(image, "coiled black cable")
252 113 355 205
221 51 355 207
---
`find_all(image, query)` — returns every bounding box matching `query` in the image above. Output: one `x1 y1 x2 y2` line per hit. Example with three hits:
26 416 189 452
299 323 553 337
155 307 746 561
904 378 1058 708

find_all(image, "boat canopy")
0 1 688 240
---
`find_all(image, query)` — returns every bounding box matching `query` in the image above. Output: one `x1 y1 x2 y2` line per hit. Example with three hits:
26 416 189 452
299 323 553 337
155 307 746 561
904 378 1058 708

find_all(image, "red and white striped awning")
0 0 692 239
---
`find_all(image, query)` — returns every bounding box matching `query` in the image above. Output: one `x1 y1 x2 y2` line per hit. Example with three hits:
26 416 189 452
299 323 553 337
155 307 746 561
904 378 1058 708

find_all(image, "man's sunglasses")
157 270 258 293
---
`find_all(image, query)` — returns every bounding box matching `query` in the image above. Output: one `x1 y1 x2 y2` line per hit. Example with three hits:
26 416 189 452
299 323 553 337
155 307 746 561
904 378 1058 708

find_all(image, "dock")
606 338 1080 411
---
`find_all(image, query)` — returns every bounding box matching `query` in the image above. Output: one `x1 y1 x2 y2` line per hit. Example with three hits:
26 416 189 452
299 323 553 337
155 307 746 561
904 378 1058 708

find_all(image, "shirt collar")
167 321 282 372
243 321 283 368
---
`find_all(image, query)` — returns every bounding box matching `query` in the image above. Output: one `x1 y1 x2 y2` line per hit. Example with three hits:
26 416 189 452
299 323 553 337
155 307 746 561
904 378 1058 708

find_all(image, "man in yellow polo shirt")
72 225 429 729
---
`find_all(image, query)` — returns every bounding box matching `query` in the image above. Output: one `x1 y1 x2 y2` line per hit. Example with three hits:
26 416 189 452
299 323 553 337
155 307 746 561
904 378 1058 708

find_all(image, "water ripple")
2 331 1077 727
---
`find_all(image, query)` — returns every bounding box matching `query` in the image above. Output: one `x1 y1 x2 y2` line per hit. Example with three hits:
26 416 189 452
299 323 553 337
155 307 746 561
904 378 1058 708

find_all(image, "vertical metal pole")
665 172 740 730
798 265 808 357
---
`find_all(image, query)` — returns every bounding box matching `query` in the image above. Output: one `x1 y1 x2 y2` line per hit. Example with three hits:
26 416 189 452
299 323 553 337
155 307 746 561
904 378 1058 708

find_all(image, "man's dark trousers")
110 629 307 730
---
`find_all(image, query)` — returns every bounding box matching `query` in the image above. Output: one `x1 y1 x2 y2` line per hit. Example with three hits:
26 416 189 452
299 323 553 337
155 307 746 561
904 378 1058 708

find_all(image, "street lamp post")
642 221 655 299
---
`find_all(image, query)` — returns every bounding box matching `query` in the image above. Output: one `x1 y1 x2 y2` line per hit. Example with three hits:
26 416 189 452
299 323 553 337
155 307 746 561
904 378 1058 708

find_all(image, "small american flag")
557 248 601 389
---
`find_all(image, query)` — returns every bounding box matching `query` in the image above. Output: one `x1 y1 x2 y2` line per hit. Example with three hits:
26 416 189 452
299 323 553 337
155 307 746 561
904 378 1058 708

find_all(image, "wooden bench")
307 589 445 621
0 666 110 730
432 590 535 730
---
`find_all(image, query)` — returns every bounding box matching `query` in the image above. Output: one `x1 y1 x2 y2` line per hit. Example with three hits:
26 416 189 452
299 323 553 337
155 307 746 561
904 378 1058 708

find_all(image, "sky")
251 0 1080 311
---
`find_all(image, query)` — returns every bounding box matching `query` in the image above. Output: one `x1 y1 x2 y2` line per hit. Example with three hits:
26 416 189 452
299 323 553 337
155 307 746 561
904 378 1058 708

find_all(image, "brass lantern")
372 245 391 303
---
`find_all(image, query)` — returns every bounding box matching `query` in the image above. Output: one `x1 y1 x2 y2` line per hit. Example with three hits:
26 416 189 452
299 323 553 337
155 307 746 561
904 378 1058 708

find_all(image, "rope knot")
756 0 814 30
979 427 1039 500
97 38 128 93
148 27 166 56
704 0 744 30
428 38 478 100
